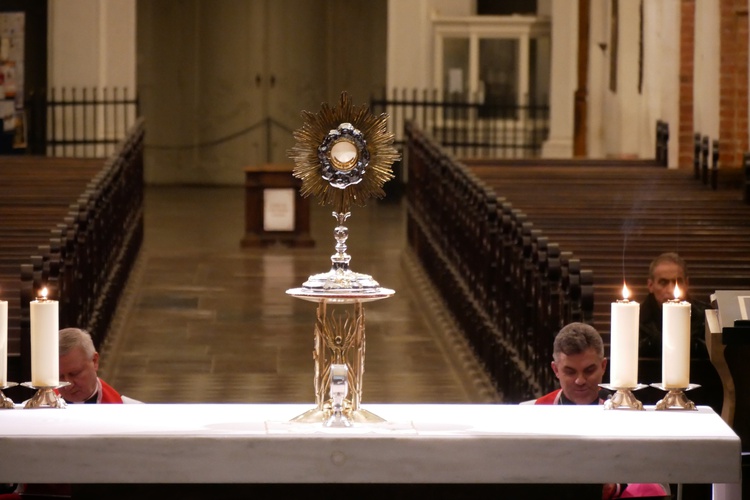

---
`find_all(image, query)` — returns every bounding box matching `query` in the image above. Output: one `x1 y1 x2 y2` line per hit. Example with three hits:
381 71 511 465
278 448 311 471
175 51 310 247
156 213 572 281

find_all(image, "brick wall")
679 0 695 169
719 0 749 170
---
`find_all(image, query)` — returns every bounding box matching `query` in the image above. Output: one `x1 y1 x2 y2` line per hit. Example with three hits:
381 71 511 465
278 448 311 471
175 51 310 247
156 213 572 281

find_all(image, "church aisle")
99 186 499 404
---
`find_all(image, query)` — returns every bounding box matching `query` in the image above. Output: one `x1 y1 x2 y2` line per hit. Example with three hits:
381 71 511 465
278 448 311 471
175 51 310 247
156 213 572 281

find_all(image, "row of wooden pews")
462 162 750 335
406 123 594 401
0 119 144 388
693 131 750 202
405 122 750 413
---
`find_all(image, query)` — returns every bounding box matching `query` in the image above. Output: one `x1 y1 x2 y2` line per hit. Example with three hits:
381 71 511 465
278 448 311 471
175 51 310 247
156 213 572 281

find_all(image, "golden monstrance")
286 92 399 426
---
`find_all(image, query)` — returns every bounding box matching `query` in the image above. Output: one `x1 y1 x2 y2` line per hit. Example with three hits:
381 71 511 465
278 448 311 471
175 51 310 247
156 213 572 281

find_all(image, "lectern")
241 163 314 248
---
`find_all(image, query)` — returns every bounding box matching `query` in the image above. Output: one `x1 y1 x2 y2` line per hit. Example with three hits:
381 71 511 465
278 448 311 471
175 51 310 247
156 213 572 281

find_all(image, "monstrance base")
651 383 700 410
302 268 382 292
21 382 70 409
600 384 647 410
286 286 395 304
291 406 386 425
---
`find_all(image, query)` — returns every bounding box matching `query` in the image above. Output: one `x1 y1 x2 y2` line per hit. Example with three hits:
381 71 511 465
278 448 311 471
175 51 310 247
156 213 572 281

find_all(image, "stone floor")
98 186 499 405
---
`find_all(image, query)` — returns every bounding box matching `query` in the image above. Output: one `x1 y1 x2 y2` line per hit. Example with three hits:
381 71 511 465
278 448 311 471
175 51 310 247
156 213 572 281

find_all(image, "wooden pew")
405 122 750 415
0 119 144 387
405 123 593 401
463 158 749 423
0 157 104 381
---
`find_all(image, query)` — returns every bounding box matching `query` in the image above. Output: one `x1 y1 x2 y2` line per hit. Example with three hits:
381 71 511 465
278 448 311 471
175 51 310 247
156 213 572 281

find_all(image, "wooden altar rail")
405 123 591 400
405 122 750 405
0 119 145 384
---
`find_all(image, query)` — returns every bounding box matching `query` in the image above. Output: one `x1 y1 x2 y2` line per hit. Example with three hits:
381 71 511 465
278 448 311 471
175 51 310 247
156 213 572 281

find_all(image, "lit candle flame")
40 287 48 300
673 283 681 300
622 283 630 300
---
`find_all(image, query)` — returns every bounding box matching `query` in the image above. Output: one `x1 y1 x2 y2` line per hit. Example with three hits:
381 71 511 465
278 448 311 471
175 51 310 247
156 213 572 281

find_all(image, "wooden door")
264 0 327 164
193 0 326 177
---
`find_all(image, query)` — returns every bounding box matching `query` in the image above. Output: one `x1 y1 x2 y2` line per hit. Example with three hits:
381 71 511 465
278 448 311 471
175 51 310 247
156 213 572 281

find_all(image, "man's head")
551 322 607 405
647 252 688 305
58 328 100 403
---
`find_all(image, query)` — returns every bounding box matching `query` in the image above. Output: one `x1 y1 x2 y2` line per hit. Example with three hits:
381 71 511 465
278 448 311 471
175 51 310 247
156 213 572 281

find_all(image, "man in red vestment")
535 322 608 406
535 322 668 499
58 327 138 404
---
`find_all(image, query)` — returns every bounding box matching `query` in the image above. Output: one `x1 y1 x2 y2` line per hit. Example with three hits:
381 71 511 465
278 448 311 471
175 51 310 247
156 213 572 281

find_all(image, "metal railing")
146 115 295 165
25 87 139 157
370 88 549 159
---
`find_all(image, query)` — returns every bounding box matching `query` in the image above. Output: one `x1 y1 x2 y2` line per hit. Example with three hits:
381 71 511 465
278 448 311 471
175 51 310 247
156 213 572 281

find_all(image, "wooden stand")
286 289 395 424
241 164 314 248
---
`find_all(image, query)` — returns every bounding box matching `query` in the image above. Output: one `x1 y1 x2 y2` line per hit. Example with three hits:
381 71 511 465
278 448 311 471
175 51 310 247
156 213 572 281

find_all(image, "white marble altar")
0 404 740 487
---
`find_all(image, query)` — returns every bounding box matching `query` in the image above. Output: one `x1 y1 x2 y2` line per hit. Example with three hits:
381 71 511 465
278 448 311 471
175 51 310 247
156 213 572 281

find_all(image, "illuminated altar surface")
0 404 740 487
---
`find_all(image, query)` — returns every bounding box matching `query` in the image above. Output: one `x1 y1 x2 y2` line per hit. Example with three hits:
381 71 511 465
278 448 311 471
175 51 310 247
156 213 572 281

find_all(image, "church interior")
1 1 750 499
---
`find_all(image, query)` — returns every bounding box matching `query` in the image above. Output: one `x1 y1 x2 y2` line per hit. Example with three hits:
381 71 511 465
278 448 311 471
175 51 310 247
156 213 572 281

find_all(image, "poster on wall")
0 11 24 150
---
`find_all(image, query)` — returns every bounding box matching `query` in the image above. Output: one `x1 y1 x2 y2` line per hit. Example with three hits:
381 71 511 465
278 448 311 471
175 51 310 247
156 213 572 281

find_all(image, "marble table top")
0 403 741 484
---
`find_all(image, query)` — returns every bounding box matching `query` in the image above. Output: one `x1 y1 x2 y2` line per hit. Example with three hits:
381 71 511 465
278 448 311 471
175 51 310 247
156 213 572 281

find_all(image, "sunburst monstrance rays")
288 92 400 214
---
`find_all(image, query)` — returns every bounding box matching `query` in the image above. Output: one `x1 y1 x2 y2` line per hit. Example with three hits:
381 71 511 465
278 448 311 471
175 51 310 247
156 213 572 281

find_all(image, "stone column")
542 0 578 158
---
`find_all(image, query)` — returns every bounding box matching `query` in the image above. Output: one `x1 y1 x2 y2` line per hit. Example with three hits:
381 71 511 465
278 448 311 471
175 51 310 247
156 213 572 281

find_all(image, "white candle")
0 299 7 386
662 284 691 388
30 288 59 387
610 284 640 388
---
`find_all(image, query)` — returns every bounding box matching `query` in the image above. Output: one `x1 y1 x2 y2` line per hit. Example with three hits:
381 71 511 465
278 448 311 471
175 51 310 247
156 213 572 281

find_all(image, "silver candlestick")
22 382 70 409
600 383 647 410
0 382 18 409
651 383 700 410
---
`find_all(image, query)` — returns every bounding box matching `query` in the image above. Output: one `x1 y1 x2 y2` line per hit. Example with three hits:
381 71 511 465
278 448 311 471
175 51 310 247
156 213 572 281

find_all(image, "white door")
198 0 328 175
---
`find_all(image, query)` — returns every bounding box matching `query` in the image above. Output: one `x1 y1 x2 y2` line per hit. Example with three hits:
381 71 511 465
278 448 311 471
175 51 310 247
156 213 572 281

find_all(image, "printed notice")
263 188 295 231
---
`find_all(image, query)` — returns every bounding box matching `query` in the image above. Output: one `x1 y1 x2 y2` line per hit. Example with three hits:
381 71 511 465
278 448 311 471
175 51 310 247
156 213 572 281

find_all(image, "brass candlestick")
651 383 700 410
0 382 18 409
22 382 70 409
600 383 647 410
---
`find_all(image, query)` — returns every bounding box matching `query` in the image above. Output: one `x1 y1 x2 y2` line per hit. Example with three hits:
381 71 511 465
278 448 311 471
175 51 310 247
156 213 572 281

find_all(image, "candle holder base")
650 383 700 410
0 382 18 409
600 384 647 410
21 382 70 409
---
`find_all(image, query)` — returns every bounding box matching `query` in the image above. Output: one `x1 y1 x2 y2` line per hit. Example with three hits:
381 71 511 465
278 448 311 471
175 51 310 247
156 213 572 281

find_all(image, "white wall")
48 0 136 89
619 1 643 156
586 0 607 158
693 0 720 142
386 0 476 92
602 0 640 157
541 0 576 158
586 0 680 164
643 0 681 167
387 0 432 91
